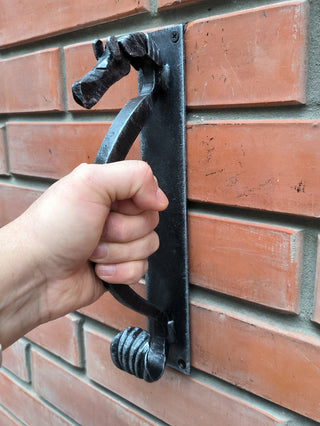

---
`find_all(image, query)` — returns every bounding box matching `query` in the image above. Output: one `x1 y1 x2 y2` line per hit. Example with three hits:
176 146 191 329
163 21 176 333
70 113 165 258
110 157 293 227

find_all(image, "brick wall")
1 0 320 424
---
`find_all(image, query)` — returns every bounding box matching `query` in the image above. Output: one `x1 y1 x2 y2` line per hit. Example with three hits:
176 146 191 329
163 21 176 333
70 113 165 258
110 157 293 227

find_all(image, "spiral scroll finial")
110 327 167 383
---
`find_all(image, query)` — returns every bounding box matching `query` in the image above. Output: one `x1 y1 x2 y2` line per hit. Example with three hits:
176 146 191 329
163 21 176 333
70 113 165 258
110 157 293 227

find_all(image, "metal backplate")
139 25 190 375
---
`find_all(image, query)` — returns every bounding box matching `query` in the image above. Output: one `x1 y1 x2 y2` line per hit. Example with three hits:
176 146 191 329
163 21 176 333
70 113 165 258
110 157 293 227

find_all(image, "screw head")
171 31 179 43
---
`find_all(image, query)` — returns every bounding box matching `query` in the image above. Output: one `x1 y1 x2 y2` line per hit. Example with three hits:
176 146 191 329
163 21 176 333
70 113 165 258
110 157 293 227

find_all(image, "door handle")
72 26 189 382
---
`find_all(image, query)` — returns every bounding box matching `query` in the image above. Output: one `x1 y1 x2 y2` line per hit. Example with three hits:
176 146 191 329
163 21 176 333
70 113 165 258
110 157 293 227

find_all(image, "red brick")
158 0 196 9
2 340 30 382
9 121 319 218
0 127 8 175
185 2 308 107
0 184 42 227
26 315 82 367
7 122 108 179
0 371 71 425
84 326 290 426
7 122 140 179
187 121 320 217
31 350 157 425
191 298 320 423
65 42 138 112
83 287 320 422
189 213 302 312
0 50 63 113
0 406 20 426
313 236 320 324
0 0 150 48
79 282 146 330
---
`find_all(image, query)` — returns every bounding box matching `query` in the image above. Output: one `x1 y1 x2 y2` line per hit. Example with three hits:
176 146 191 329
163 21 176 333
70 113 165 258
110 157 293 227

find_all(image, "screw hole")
171 31 179 43
178 359 186 369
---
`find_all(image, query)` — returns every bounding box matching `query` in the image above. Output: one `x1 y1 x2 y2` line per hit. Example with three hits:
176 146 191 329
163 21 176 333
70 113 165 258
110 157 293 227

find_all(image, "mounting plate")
139 25 190 375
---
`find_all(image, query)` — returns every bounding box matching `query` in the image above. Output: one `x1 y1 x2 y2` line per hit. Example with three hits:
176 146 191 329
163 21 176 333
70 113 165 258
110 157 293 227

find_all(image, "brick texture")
26 315 82 367
7 122 109 179
7 122 140 179
0 371 71 425
8 121 320 218
188 121 320 217
81 290 320 422
0 185 42 227
189 213 303 312
2 340 30 382
0 406 20 426
0 0 318 424
191 298 320 423
32 350 158 426
0 127 8 175
0 0 150 48
313 236 320 324
0 50 63 114
64 43 138 112
84 326 290 426
158 0 197 9
185 2 308 107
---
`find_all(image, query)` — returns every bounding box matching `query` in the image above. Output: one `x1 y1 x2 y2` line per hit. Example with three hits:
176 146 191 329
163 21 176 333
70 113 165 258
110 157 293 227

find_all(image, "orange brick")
0 371 71 425
26 315 82 367
0 0 150 48
83 293 320 421
0 184 42 227
191 298 320 423
2 340 30 382
185 2 308 107
0 50 63 113
189 213 302 312
7 122 140 178
0 406 20 426
65 42 138 112
313 236 320 324
32 350 158 425
7 122 109 179
187 121 320 217
158 0 196 9
0 127 8 175
84 326 290 426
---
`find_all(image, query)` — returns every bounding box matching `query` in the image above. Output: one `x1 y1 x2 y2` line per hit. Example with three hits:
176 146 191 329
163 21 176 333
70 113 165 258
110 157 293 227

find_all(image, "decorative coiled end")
110 327 166 383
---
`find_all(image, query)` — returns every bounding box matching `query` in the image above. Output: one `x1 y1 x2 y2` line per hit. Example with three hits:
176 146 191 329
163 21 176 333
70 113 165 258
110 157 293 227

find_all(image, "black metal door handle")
72 27 189 382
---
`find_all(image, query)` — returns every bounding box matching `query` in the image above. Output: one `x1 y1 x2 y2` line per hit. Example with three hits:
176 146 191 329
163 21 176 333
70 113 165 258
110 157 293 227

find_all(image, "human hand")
0 161 168 348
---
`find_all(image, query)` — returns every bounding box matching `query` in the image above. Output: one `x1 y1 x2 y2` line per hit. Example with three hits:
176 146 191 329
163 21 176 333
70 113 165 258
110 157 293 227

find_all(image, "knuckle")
147 210 159 230
124 260 148 284
149 232 160 253
73 163 93 183
112 217 127 242
138 161 154 182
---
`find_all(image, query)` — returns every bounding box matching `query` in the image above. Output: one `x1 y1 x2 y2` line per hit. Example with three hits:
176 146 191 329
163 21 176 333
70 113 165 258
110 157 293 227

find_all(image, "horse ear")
92 39 104 60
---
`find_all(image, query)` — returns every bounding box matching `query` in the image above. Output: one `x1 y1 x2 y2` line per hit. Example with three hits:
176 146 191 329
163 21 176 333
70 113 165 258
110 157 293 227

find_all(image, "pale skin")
0 161 168 350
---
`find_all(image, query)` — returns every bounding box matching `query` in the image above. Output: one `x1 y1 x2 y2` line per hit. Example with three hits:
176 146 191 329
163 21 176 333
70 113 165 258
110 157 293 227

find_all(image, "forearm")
0 215 45 349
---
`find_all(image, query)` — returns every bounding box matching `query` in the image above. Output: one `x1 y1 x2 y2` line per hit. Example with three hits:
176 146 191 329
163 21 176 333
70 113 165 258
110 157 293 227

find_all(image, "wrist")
0 214 46 349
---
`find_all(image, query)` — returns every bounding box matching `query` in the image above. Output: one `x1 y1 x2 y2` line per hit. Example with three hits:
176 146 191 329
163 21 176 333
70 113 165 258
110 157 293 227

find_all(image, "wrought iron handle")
72 32 171 382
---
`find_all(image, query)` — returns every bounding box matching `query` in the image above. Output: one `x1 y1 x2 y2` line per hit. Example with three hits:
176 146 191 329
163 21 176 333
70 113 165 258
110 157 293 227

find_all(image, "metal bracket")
72 25 189 382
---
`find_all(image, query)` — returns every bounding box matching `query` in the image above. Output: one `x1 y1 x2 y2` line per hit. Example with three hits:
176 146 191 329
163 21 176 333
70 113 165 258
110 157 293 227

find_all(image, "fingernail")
91 244 108 259
157 187 169 207
98 264 116 277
